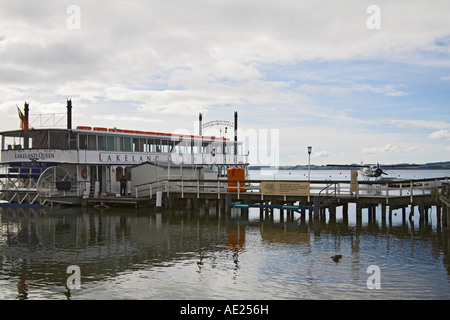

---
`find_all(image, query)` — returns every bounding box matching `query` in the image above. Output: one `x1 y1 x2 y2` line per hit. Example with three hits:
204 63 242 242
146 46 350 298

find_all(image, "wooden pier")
440 182 450 228
85 176 450 227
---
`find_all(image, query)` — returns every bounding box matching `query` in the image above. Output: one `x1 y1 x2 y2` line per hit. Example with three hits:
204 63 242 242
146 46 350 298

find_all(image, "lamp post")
307 146 312 181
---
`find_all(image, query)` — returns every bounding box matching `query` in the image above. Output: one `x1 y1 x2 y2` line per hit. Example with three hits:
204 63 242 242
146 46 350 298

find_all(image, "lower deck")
0 161 249 206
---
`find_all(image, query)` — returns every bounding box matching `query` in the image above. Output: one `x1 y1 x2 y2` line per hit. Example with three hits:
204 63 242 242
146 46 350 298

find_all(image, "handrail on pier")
132 177 449 202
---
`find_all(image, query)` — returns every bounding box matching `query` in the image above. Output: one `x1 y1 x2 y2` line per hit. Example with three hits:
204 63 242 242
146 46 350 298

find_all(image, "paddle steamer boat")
0 101 246 205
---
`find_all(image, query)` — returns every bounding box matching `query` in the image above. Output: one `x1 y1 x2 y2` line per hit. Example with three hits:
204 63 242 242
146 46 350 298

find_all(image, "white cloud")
299 84 407 97
428 130 450 140
389 120 450 130
0 0 449 165
2 0 450 90
313 151 330 158
362 144 420 154
297 84 326 95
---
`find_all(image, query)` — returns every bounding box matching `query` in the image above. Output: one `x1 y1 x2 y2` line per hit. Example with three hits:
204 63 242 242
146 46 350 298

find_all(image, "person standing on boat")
120 175 127 196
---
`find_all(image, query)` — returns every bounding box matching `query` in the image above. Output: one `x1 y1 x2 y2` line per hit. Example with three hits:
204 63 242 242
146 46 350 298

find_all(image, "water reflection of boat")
227 225 245 252
1 205 449 300
0 207 247 297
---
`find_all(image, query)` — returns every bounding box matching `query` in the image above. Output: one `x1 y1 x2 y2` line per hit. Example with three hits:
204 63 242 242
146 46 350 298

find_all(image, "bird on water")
331 255 342 263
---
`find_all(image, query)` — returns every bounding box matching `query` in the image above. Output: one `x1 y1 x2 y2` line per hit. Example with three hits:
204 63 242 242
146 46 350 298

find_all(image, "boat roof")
0 126 230 142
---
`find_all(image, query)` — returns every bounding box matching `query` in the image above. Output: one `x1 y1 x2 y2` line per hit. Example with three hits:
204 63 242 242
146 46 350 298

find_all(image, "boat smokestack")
67 99 72 130
234 111 238 156
24 102 29 148
199 112 203 136
234 111 238 142
24 102 29 126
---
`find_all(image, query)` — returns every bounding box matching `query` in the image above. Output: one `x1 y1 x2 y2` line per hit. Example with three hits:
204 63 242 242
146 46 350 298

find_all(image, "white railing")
133 177 449 202
29 113 67 128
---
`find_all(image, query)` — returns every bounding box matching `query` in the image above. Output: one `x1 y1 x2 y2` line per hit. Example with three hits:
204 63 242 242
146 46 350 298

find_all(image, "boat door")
89 165 104 196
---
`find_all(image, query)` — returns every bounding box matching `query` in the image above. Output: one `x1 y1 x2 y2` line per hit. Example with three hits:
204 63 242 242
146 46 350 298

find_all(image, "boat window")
149 139 160 153
50 132 69 149
116 166 131 181
122 137 132 152
33 131 49 149
79 134 88 150
2 135 23 150
192 142 200 154
133 138 139 152
133 138 146 152
106 136 115 151
88 135 97 150
181 141 191 154
172 142 179 154
115 137 122 151
69 133 77 150
146 139 153 152
116 166 123 181
143 139 150 152
125 166 131 180
213 142 222 154
98 135 106 150
202 141 212 154
174 142 186 154
161 139 170 153
114 136 132 151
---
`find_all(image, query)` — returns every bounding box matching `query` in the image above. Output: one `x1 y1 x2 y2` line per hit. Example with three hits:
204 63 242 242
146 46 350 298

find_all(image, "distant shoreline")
249 161 450 171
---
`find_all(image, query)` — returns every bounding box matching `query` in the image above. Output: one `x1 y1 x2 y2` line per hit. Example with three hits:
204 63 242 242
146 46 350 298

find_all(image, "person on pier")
120 175 128 196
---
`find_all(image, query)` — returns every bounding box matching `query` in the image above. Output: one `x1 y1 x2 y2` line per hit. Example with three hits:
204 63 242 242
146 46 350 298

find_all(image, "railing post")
197 180 200 198
410 181 413 203
217 181 220 199
237 181 240 199
386 183 389 205
156 191 162 209
166 180 169 197
181 180 184 198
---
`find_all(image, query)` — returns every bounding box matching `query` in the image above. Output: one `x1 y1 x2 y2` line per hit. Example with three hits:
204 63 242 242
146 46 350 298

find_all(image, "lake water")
1 170 450 300
249 168 450 181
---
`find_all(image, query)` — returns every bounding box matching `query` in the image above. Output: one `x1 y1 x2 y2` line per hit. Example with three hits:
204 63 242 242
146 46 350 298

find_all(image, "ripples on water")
1 200 450 300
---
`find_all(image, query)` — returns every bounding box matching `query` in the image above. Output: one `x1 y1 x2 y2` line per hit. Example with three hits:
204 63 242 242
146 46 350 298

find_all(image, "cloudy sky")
1 0 449 166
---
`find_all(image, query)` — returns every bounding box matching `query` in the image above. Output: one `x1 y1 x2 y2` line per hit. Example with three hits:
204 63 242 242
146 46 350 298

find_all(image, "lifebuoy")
81 168 88 179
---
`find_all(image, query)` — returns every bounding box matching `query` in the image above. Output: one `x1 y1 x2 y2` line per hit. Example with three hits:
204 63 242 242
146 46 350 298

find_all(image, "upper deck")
0 126 245 166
